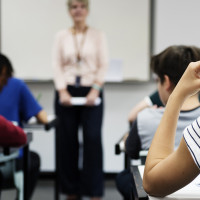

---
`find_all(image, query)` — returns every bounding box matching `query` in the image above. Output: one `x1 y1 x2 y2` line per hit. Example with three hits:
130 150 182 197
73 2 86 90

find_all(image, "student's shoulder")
9 78 30 93
8 77 25 86
137 108 164 138
138 107 164 121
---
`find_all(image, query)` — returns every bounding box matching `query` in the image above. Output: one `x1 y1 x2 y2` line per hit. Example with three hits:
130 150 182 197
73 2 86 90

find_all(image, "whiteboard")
1 0 150 81
154 0 200 54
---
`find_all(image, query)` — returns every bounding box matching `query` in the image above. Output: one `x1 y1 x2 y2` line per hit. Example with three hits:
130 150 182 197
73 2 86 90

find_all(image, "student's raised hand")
174 61 200 99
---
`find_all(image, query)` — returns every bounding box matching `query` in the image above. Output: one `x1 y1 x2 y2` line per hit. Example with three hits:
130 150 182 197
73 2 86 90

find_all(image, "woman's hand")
58 89 72 106
86 88 99 106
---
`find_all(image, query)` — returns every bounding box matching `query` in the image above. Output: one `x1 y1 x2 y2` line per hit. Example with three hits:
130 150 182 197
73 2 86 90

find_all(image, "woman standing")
52 0 109 199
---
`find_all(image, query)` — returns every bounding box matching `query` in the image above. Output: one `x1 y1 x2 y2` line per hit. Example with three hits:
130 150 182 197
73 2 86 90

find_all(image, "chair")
115 132 131 169
115 133 148 169
138 150 148 165
0 132 32 200
115 132 149 200
0 115 57 200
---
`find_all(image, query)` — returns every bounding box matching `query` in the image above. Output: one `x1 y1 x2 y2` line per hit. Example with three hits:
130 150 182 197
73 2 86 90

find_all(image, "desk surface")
138 165 200 200
23 114 57 131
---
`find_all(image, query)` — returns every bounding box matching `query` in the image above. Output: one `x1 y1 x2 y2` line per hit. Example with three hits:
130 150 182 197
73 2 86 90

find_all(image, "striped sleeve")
183 116 200 169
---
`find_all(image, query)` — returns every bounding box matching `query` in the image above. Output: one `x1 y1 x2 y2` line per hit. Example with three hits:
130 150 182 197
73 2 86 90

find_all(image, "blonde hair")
67 0 89 10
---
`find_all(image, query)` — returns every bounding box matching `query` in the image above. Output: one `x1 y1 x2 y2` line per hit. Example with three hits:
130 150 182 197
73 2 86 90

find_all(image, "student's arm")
19 80 48 123
128 91 163 124
36 110 48 124
128 99 150 123
143 61 200 197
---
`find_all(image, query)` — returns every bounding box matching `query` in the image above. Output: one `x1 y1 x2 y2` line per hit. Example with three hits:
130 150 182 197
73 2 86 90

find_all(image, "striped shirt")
183 116 200 169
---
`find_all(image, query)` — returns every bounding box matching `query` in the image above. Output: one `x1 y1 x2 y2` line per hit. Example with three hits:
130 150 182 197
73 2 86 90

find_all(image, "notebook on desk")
138 165 200 200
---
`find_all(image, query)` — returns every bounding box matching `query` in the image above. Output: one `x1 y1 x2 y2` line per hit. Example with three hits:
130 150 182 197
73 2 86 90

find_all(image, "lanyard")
72 26 88 63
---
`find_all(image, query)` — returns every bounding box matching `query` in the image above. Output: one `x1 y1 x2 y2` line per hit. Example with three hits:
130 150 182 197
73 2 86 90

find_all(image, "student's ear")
163 75 173 92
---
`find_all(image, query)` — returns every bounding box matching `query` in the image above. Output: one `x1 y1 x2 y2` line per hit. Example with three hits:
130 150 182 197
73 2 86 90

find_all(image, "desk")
23 114 57 131
132 165 200 200
0 132 32 200
23 115 58 200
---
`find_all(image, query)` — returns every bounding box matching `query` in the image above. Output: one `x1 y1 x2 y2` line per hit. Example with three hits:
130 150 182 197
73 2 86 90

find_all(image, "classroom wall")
153 0 200 54
3 0 200 173
26 81 156 172
0 0 152 174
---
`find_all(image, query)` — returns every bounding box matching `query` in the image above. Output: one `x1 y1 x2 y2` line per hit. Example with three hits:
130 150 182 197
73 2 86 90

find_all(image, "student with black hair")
116 45 200 200
0 53 48 199
143 60 200 197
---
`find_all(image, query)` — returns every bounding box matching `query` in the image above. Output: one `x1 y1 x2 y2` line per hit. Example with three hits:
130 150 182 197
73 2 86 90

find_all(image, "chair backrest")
139 150 148 165
115 132 129 155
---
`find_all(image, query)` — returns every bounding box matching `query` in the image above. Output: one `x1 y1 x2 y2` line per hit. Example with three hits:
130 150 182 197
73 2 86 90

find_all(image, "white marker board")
1 0 150 81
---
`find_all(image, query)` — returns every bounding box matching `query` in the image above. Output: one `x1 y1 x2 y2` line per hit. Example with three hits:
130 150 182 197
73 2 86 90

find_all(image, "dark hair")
0 53 14 77
151 45 200 86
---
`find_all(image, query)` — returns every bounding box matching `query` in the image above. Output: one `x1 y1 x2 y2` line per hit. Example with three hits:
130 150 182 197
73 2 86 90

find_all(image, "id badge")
75 76 81 88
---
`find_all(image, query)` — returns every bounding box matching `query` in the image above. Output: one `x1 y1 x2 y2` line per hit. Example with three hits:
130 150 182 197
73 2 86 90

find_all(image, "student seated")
143 60 200 197
0 53 48 199
116 45 200 200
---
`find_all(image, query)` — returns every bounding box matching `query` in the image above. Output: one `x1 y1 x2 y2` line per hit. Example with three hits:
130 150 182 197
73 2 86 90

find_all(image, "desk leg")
23 145 29 200
55 129 60 200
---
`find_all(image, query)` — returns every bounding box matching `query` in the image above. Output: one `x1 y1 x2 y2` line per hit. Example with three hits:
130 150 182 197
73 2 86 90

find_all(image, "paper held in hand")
70 97 101 106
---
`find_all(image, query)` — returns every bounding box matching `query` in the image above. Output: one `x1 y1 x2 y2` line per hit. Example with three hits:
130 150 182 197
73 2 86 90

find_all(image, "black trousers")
115 169 135 200
55 85 104 197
